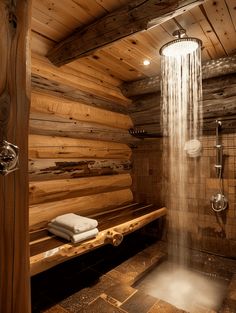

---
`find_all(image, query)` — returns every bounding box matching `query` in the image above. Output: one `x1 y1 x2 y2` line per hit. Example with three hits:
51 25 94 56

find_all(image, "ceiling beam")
47 0 204 66
121 54 236 97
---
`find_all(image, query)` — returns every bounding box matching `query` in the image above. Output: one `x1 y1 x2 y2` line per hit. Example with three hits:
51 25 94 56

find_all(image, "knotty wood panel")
30 112 137 143
29 135 132 159
29 158 131 181
128 73 236 134
0 1 31 312
31 91 132 129
29 173 132 204
47 0 204 66
31 55 130 106
29 188 133 231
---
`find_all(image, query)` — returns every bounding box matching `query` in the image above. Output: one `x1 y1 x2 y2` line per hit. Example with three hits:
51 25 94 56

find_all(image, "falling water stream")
135 47 229 312
161 47 202 265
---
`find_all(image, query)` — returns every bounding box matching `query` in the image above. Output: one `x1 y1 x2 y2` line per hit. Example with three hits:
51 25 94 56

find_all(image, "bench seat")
30 202 167 276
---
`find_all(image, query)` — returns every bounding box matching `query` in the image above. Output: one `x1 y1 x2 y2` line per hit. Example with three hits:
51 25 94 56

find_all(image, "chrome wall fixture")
0 140 19 175
210 120 228 212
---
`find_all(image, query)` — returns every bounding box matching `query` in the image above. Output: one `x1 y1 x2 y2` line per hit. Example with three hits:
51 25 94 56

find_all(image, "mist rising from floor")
136 261 228 312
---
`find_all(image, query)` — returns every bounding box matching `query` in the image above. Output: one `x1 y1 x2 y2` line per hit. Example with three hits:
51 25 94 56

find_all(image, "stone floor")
31 232 236 313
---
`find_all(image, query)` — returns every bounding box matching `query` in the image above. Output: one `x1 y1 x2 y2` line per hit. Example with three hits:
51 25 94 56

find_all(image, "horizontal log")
29 135 132 159
47 0 203 66
30 206 167 275
32 74 128 114
29 188 133 231
129 74 236 134
32 54 130 106
122 54 236 97
29 158 131 181
29 112 138 144
31 91 133 130
29 173 132 205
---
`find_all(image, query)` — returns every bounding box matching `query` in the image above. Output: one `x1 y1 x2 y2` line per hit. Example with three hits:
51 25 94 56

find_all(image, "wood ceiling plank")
81 57 140 82
225 0 236 32
47 0 204 66
190 6 226 58
71 0 108 18
32 9 72 41
33 0 84 32
86 51 144 81
175 11 219 59
95 0 130 12
203 0 236 55
69 59 122 87
104 40 160 77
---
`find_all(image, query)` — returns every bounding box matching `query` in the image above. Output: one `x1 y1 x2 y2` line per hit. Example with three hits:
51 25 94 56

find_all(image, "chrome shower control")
0 140 19 176
211 193 228 212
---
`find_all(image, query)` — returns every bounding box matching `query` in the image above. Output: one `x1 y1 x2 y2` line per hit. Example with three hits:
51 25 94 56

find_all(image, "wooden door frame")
0 1 31 312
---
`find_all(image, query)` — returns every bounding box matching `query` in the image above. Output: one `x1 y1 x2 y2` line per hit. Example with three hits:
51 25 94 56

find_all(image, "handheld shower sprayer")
210 120 228 212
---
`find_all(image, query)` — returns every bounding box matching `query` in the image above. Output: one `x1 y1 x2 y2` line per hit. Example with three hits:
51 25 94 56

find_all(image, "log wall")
129 74 236 135
29 59 134 232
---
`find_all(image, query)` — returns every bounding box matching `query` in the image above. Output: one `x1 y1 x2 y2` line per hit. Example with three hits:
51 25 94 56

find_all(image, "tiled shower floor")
31 234 236 313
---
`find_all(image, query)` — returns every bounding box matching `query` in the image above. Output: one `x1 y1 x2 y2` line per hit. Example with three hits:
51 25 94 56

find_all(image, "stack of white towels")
48 213 98 244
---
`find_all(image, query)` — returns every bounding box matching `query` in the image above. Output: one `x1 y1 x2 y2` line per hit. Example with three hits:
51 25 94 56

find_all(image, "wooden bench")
30 202 167 276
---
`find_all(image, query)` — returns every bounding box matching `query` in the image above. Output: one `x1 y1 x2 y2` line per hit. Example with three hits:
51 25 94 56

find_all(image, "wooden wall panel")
29 72 134 239
30 112 136 143
31 55 130 106
29 188 133 231
29 158 131 181
129 73 236 135
0 1 31 312
31 91 132 129
29 134 132 159
29 173 132 205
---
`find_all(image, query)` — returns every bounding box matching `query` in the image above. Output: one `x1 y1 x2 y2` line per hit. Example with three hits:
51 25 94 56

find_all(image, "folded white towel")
48 222 76 237
51 213 98 234
48 226 99 243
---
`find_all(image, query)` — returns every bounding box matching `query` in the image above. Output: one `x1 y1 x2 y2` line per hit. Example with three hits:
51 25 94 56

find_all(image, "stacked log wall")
29 56 135 232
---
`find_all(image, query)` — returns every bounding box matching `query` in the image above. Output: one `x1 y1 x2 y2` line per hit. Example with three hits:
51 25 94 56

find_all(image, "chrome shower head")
159 29 202 57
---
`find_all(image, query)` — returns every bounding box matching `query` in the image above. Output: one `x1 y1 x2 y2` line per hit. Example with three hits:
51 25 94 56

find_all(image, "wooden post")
0 1 31 313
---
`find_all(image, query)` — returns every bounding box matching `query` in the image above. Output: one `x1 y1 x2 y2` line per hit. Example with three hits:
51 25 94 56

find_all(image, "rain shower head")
159 29 202 57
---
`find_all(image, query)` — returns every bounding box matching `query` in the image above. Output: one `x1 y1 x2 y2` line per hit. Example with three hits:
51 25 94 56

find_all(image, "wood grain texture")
29 158 131 181
47 0 204 66
29 188 133 231
29 134 132 159
31 74 128 114
0 1 31 312
129 73 236 134
29 173 132 205
30 112 137 143
31 54 130 106
30 206 167 275
31 91 132 130
122 54 236 97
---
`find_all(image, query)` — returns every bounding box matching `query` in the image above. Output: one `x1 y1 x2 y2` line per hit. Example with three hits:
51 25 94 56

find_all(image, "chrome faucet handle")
0 140 19 176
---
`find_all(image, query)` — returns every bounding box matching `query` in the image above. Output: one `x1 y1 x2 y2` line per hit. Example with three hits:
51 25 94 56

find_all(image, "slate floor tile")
79 297 127 313
121 290 157 313
104 283 137 303
59 274 116 313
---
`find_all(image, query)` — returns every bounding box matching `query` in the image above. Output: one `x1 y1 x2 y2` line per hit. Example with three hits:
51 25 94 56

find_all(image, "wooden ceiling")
31 0 236 84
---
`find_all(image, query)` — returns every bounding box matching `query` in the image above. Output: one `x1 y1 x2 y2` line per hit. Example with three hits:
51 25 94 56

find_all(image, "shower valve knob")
0 140 19 176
